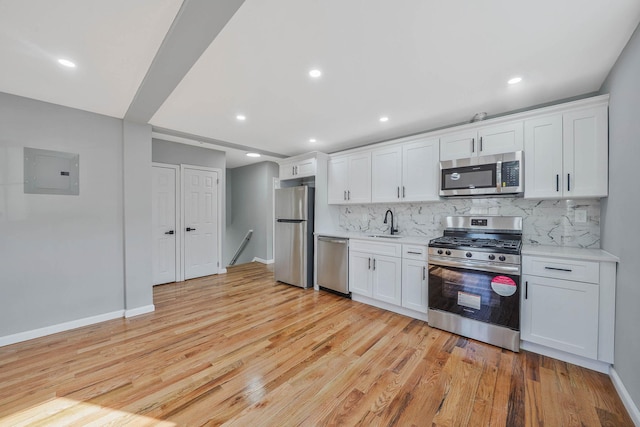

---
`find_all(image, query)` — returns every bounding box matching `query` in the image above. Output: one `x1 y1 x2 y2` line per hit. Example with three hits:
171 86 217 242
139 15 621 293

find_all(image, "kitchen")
1 1 640 425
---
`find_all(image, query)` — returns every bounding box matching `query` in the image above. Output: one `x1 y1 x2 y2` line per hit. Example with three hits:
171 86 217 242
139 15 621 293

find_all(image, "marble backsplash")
336 198 601 248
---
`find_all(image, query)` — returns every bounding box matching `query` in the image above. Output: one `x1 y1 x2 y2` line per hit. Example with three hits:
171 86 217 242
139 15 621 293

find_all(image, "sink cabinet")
348 239 401 304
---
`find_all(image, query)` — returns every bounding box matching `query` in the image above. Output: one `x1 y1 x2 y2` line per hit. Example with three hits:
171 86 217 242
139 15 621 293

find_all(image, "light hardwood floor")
0 262 633 426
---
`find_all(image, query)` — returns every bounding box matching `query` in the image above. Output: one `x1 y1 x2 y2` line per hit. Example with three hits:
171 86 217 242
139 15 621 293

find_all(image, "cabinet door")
524 115 563 199
402 138 440 202
295 158 316 178
371 146 402 203
347 152 371 203
327 156 348 204
440 130 476 161
521 274 599 359
349 251 373 297
401 259 428 312
279 162 295 180
372 255 402 305
477 121 524 156
563 106 608 198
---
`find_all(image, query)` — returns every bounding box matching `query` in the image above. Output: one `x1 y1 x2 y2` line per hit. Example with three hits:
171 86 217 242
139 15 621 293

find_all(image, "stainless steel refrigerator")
274 186 314 288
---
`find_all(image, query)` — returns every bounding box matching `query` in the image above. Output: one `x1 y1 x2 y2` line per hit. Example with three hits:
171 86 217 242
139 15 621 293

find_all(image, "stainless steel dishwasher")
317 236 349 296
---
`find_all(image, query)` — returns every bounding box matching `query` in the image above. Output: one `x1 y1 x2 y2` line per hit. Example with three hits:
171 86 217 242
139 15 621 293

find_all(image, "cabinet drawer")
402 244 428 261
350 239 401 257
523 256 599 284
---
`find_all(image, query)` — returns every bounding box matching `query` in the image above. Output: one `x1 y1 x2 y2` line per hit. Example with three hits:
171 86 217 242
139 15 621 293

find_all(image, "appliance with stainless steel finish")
274 186 314 288
428 216 523 351
316 236 349 296
440 151 523 197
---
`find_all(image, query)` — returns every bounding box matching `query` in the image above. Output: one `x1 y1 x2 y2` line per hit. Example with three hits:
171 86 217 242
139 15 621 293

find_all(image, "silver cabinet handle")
368 257 371 269
402 186 405 198
344 190 347 200
373 258 376 270
422 266 426 280
471 138 475 153
397 187 400 198
480 136 483 151
348 190 351 200
407 251 422 254
544 266 573 272
556 174 560 192
567 173 571 191
525 281 528 299
292 166 295 175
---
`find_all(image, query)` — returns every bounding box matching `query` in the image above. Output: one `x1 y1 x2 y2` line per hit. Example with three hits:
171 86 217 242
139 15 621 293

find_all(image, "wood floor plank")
0 262 634 426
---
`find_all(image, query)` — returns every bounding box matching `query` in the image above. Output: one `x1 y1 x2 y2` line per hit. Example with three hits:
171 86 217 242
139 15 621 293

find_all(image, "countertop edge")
522 245 619 263
315 231 433 245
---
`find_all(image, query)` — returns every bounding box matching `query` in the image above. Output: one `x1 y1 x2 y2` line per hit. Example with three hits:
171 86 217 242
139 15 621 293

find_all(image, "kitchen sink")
366 234 402 239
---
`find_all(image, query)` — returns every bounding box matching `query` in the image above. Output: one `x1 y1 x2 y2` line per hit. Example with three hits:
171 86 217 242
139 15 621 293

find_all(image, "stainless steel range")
428 216 522 351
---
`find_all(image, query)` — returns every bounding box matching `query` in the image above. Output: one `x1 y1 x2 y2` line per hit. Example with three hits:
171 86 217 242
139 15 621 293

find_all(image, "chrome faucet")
383 209 399 235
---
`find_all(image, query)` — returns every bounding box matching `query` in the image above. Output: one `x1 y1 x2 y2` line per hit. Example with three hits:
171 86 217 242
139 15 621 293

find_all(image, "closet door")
183 166 220 280
152 165 177 285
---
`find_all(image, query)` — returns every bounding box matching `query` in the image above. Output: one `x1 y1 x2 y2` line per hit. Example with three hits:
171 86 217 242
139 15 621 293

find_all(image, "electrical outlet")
575 209 587 223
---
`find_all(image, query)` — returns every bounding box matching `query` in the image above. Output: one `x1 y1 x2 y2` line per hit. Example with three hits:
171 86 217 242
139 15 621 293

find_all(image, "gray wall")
600 23 640 412
225 162 278 266
0 92 126 336
152 138 225 169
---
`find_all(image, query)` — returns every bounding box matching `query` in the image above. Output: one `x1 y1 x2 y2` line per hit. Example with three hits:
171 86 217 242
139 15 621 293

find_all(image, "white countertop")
522 244 619 263
315 231 433 245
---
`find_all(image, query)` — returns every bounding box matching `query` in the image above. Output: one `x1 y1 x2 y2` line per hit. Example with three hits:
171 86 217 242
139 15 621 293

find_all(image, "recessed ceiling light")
379 116 389 122
236 114 246 121
246 152 261 158
57 58 76 68
508 77 523 85
309 69 322 78
309 138 317 143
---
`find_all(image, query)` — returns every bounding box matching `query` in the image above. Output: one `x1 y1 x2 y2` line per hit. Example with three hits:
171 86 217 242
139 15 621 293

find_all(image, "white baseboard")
252 257 274 265
610 368 640 426
351 294 429 322
520 341 611 374
219 268 228 274
0 310 124 347
124 304 155 318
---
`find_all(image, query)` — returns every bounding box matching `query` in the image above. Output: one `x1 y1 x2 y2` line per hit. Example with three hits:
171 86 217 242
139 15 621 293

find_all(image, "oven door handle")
428 257 521 275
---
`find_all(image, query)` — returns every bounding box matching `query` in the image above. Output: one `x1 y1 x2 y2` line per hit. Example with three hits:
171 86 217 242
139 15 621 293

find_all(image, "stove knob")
445 250 451 256
488 254 495 260
437 249 443 255
465 252 472 258
499 255 506 261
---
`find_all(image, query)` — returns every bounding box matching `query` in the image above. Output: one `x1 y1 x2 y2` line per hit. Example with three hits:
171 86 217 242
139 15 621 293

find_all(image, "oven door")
428 258 520 330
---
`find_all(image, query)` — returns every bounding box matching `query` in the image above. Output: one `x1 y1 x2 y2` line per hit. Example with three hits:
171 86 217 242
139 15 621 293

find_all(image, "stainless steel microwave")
439 151 523 197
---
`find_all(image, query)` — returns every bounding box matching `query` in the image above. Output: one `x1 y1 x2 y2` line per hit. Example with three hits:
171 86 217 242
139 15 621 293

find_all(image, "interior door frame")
152 162 181 284
180 164 223 281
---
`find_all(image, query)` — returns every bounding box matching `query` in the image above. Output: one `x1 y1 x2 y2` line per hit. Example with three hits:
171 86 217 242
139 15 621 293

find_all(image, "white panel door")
563 106 608 198
152 166 177 285
440 130 476 161
372 255 402 305
371 146 402 203
524 115 563 199
327 155 348 204
347 152 371 203
183 167 219 280
477 121 524 156
402 137 440 202
401 259 428 312
349 251 373 297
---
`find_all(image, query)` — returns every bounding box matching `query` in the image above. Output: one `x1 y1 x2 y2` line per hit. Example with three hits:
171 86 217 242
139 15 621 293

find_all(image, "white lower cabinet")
348 240 401 305
349 240 428 318
521 252 617 365
521 274 599 359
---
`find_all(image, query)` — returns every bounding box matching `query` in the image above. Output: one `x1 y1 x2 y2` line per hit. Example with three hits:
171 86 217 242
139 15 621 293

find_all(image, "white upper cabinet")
525 104 608 199
328 152 371 204
440 122 524 161
371 137 440 203
371 146 402 203
524 115 563 199
563 106 608 198
279 155 317 180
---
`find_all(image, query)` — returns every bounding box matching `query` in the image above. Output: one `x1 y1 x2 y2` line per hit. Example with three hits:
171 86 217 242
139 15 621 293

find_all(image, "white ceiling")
1 1 640 168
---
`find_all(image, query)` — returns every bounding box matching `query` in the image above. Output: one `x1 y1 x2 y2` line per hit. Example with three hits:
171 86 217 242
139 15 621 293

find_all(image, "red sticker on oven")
491 276 517 297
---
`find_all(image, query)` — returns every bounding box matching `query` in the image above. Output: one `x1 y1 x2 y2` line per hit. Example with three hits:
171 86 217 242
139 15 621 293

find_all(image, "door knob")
186 227 196 232
164 230 175 235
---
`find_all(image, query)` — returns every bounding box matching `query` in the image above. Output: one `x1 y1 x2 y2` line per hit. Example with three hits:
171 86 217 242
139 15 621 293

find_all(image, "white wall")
600 22 640 415
0 92 126 336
